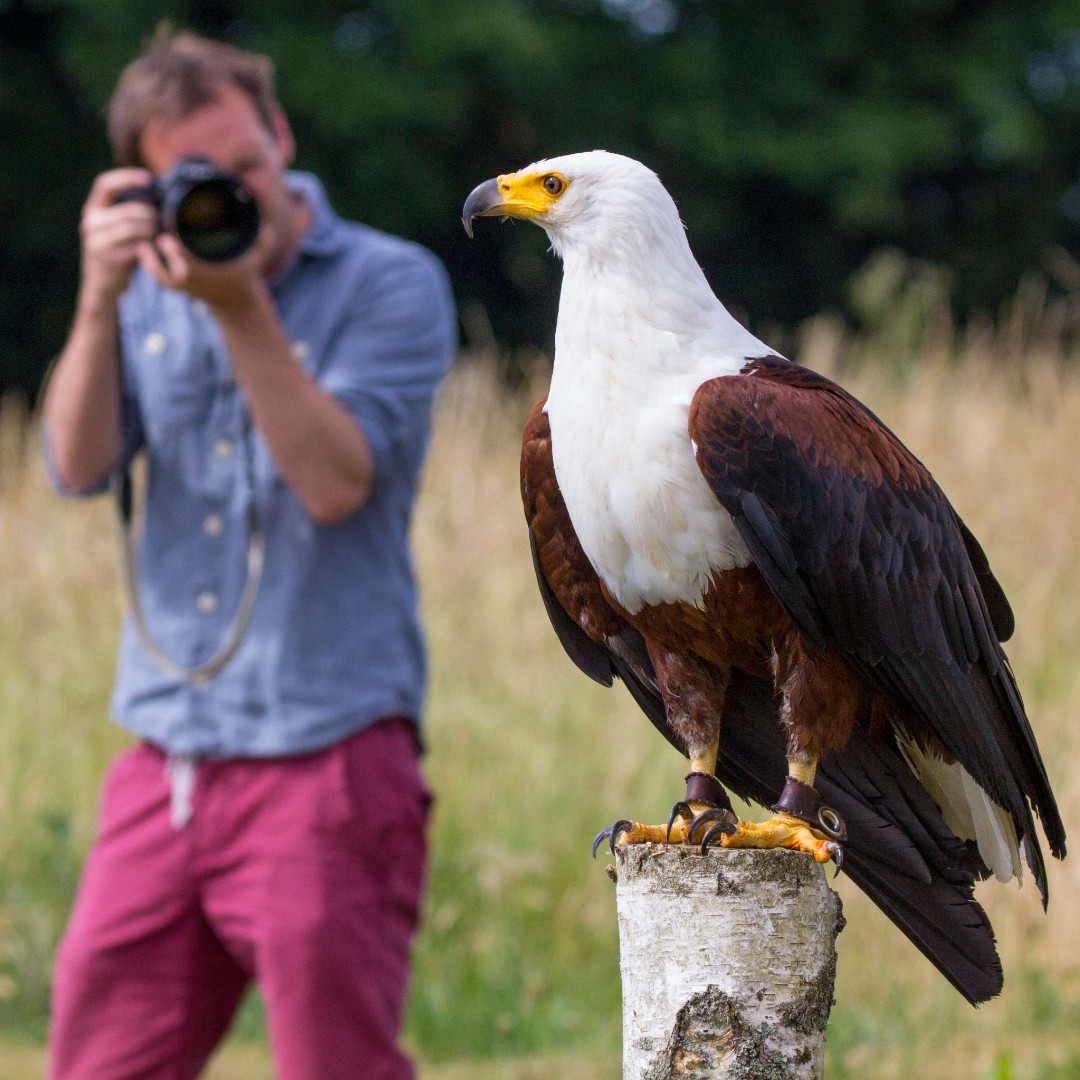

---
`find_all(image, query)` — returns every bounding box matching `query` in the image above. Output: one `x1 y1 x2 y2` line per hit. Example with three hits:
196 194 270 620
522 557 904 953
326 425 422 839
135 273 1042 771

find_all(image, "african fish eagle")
462 150 1066 1004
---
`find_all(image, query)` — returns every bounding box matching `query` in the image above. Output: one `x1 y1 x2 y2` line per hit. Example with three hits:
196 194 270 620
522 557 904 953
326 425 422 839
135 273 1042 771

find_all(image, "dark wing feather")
528 529 614 688
958 519 1015 642
521 396 1004 1003
689 359 1065 899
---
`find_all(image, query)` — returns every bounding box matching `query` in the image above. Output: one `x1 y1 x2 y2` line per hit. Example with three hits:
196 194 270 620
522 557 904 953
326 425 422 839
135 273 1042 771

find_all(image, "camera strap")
110 418 265 686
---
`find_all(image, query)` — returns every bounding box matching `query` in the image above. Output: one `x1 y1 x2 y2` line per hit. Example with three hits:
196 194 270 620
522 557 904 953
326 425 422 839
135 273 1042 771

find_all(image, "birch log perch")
615 844 844 1080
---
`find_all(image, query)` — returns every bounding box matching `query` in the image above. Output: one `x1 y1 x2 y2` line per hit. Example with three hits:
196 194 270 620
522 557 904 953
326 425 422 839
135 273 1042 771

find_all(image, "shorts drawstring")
165 754 197 828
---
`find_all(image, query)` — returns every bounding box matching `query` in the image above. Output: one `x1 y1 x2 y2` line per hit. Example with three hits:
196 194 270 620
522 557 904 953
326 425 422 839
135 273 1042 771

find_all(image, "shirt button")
144 332 166 356
291 340 310 362
192 300 208 317
203 514 224 537
196 591 218 614
213 439 234 459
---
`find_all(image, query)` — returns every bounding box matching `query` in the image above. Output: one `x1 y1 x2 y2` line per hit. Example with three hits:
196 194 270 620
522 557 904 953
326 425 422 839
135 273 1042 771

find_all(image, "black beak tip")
461 177 501 239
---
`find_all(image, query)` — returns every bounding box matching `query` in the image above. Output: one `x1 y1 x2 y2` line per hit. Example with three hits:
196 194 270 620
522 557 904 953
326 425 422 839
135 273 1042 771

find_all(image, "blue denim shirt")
47 173 456 757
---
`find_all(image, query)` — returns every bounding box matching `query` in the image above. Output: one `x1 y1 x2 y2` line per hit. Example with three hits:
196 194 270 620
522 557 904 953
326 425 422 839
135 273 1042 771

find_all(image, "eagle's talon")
666 801 694 842
689 807 738 845
698 824 723 851
825 840 844 876
609 819 634 853
591 826 612 859
613 816 635 851
592 818 634 858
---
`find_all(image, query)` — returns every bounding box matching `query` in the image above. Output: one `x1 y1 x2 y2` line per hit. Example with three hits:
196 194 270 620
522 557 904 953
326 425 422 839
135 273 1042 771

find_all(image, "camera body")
116 156 260 263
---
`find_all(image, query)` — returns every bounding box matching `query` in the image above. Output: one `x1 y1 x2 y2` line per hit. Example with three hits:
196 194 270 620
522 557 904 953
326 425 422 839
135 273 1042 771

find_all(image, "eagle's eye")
543 174 565 196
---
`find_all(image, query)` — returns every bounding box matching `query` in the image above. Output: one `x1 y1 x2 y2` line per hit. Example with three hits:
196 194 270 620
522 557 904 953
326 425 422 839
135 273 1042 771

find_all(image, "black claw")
666 801 694 842
688 807 738 845
591 828 611 860
592 819 633 858
609 819 633 854
699 822 732 852
825 841 844 877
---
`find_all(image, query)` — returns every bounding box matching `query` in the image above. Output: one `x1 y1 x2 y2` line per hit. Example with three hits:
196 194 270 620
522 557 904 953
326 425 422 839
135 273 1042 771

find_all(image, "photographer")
41 27 455 1080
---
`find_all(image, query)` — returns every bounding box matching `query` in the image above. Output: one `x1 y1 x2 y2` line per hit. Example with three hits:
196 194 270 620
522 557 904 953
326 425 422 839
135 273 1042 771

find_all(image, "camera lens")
173 178 260 262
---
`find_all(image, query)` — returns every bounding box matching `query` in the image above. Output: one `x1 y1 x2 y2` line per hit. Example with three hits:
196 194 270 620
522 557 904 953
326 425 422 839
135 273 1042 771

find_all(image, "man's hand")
44 168 157 490
79 168 159 309
137 230 270 312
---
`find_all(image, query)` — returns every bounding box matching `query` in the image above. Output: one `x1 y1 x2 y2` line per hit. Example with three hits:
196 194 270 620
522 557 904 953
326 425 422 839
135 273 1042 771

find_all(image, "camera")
115 156 260 263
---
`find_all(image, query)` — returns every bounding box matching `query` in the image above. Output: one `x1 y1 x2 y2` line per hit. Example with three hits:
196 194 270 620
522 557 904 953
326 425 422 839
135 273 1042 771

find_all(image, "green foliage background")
4 0 1080 398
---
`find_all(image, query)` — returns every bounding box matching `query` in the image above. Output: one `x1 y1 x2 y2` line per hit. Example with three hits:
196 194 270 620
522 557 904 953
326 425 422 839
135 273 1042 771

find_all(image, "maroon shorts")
48 718 431 1080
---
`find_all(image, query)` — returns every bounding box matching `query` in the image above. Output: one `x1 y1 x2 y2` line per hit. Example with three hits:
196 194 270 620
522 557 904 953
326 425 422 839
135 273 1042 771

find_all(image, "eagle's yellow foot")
719 812 843 870
591 801 738 858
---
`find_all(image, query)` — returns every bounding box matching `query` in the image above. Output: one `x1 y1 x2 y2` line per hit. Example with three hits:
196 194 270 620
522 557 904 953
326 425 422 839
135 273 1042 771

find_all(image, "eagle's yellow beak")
462 170 568 237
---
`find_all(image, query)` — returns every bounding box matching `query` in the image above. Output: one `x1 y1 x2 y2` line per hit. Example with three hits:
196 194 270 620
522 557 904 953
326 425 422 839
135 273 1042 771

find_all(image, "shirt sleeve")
319 243 457 491
41 306 147 498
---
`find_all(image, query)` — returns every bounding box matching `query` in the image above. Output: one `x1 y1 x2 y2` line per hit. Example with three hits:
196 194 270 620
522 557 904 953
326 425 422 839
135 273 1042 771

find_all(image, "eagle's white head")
463 150 693 271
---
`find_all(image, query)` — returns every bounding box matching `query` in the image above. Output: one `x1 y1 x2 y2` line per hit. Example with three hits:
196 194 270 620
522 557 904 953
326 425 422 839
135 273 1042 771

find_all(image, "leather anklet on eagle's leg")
665 771 738 845
713 761 847 871
772 776 848 845
591 757 737 857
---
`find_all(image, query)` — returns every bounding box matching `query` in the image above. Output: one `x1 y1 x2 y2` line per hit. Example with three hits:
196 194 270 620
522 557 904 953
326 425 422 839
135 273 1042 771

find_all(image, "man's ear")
272 108 296 167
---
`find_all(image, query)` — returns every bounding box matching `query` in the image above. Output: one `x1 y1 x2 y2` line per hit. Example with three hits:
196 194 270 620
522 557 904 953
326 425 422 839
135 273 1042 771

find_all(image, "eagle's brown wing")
689 357 1065 899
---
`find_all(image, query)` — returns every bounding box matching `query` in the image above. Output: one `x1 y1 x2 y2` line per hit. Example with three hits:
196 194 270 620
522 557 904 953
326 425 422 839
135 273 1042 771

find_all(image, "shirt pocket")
143 349 219 442
135 315 225 445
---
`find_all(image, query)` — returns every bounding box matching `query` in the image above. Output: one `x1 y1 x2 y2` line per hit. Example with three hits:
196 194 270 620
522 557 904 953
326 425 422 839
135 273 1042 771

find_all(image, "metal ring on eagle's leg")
772 776 848 841
817 806 847 841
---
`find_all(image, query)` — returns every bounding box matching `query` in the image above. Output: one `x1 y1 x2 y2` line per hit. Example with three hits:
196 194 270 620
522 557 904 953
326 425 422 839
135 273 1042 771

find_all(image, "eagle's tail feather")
716 670 1004 1004
841 853 1002 1004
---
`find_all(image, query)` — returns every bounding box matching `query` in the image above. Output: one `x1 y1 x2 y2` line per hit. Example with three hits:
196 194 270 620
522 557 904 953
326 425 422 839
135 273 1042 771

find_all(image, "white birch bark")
615 844 844 1080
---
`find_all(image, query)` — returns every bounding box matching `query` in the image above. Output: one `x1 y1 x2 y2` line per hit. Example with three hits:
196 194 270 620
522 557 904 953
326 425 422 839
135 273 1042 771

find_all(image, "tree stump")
615 844 844 1080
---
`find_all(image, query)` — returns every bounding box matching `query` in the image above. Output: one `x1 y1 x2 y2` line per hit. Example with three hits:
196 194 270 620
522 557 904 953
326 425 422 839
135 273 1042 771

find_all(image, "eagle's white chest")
545 360 752 614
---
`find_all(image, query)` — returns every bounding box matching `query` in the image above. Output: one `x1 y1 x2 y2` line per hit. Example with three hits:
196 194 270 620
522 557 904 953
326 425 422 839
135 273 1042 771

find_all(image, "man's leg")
49 745 248 1080
200 720 430 1080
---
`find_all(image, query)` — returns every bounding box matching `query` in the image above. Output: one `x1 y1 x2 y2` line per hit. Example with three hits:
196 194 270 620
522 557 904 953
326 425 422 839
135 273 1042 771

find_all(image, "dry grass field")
2 282 1079 1077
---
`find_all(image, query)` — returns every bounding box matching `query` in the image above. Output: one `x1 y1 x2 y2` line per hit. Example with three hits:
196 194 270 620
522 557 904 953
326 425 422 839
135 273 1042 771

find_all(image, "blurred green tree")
3 0 1080 398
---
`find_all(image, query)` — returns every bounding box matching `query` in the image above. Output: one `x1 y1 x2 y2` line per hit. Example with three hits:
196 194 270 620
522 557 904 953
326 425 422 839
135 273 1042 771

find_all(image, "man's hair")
107 25 279 167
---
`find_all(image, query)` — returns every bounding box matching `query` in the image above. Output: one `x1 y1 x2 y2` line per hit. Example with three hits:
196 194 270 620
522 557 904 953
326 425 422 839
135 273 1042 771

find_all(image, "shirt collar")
286 171 350 259
266 172 350 289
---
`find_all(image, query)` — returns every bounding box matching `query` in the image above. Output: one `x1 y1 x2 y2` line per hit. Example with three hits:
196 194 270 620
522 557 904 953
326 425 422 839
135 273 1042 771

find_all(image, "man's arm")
213 287 376 525
140 232 374 526
43 168 157 491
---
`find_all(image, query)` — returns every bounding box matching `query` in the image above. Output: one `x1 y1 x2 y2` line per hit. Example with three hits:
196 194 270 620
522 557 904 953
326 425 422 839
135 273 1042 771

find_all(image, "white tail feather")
898 737 1023 885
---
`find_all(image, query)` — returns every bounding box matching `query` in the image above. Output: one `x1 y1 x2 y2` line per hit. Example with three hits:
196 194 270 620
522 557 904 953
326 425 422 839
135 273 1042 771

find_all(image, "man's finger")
82 205 159 250
136 240 172 289
84 168 155 211
82 201 158 233
99 239 149 269
137 234 191 290
154 233 190 280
